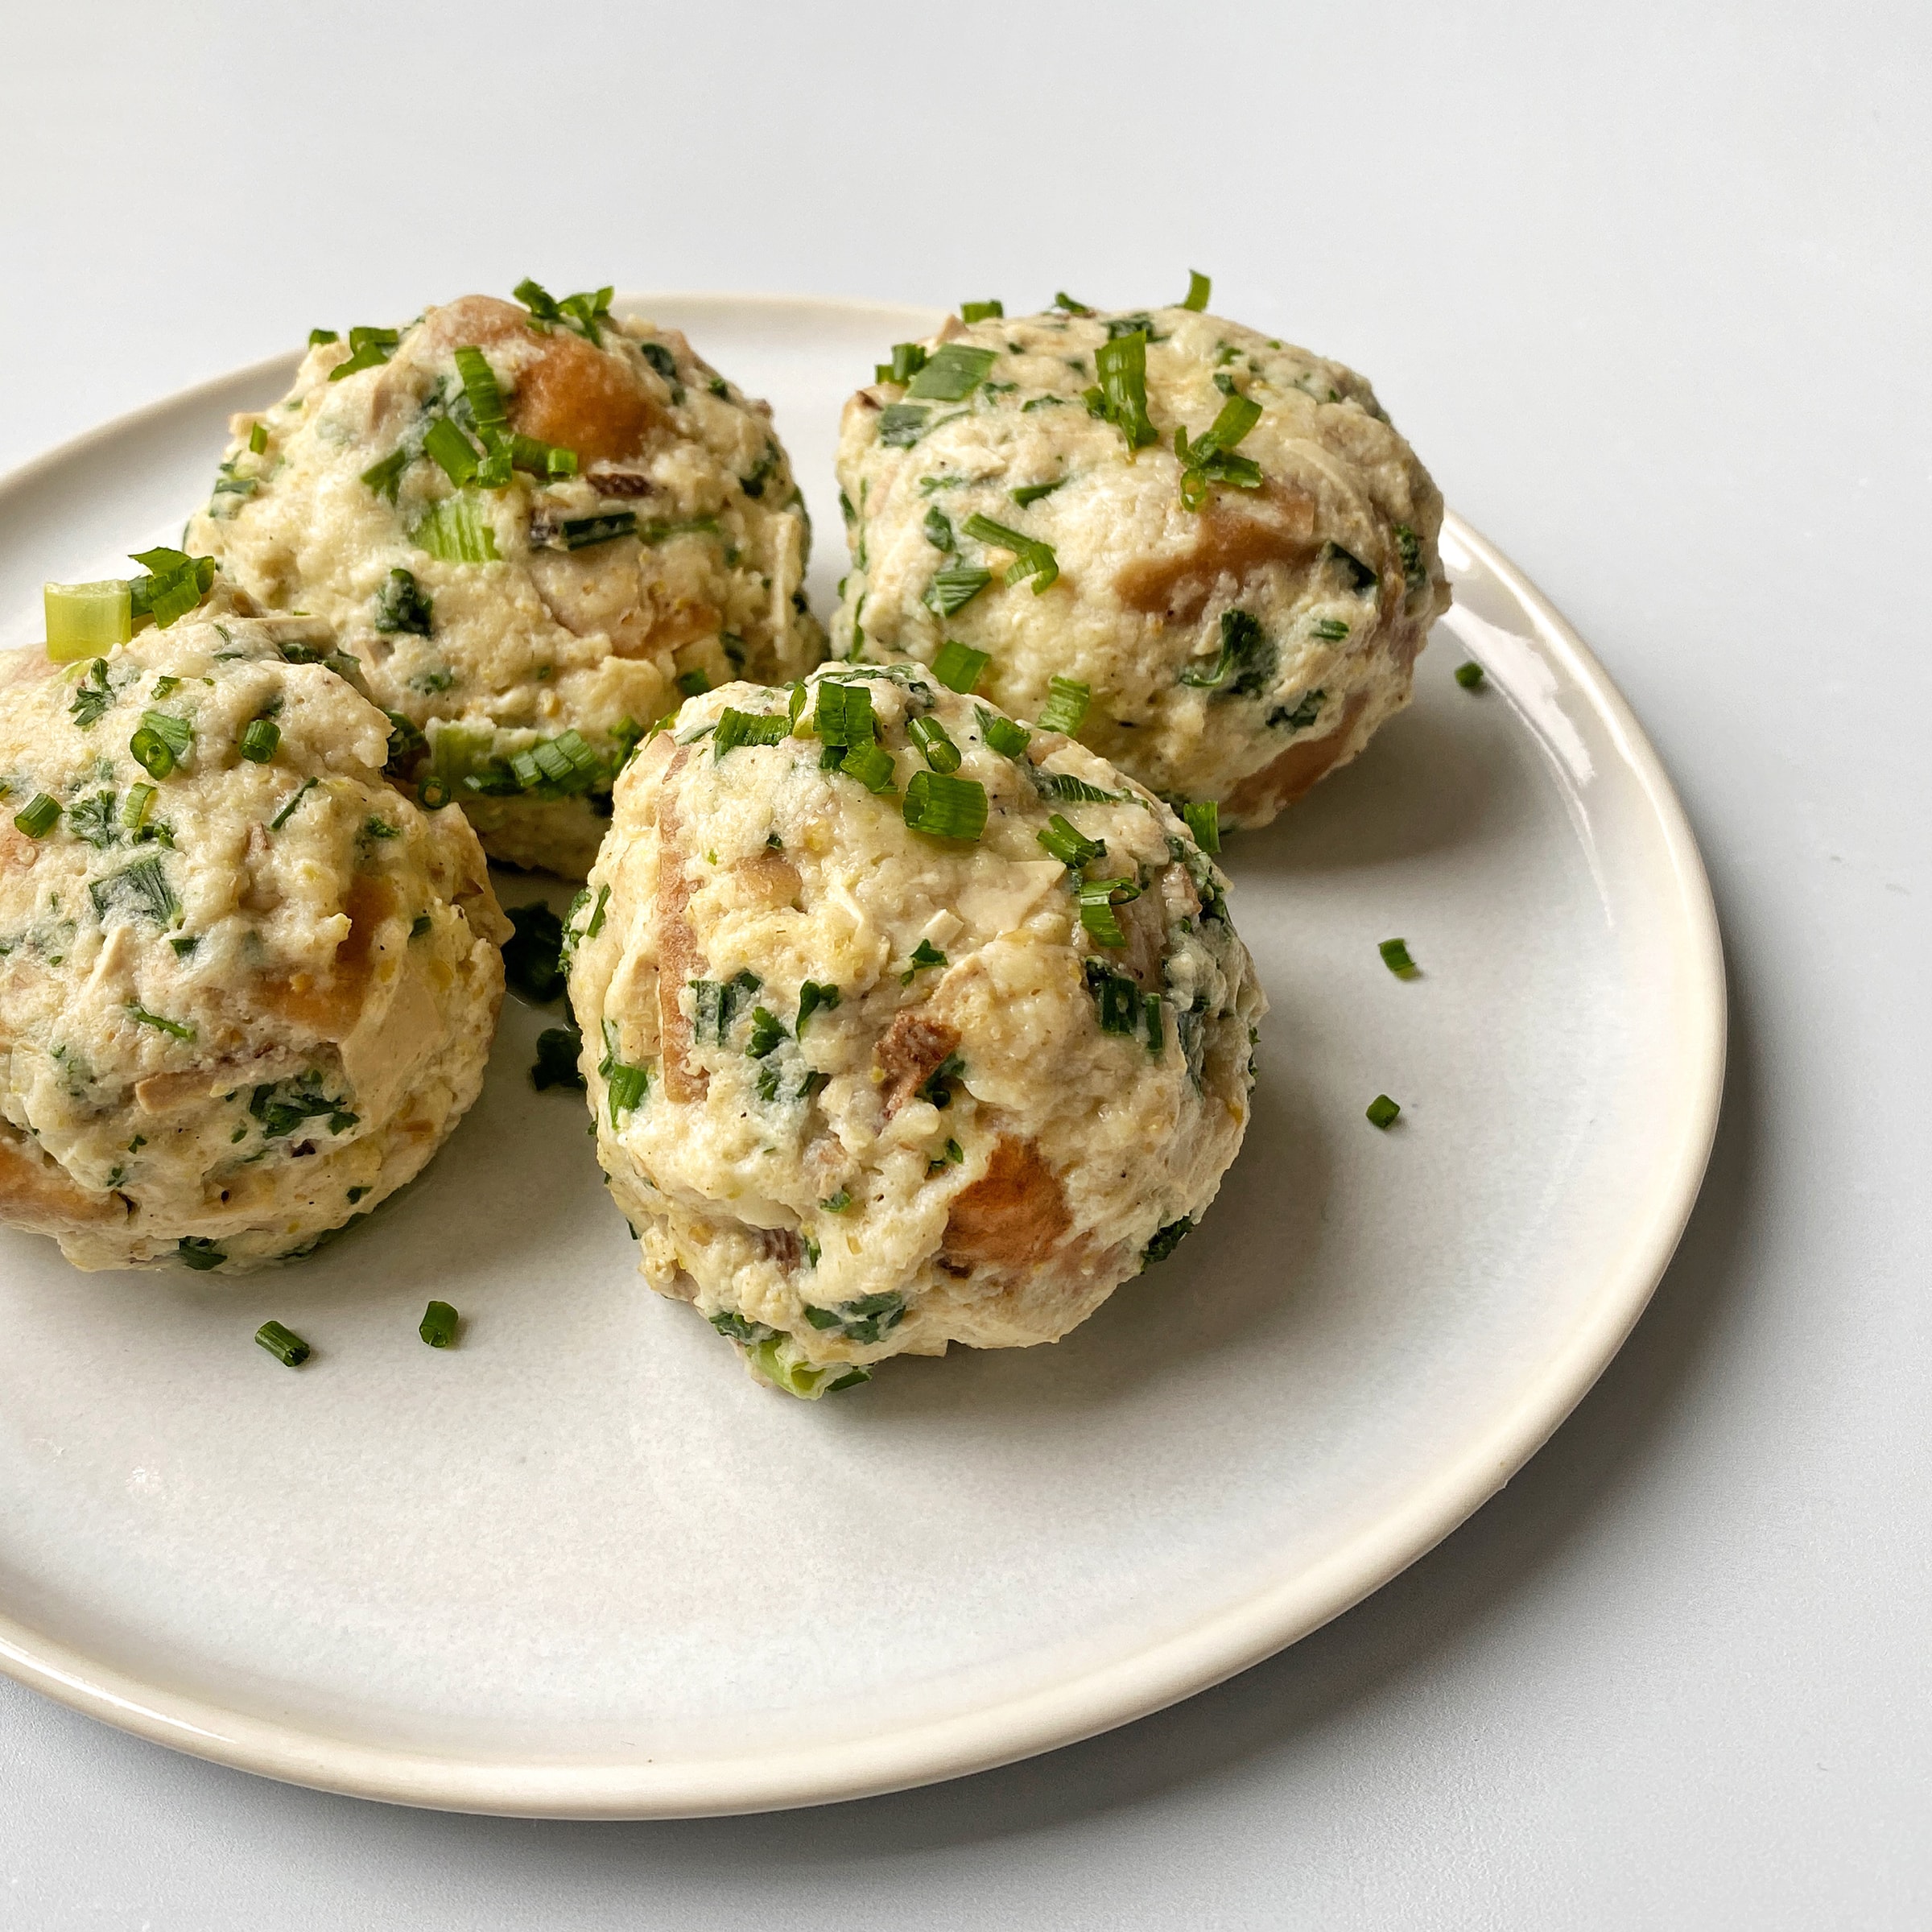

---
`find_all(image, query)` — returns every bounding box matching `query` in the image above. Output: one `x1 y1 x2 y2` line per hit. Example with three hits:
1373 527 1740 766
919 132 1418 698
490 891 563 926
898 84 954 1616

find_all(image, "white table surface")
2 3 1926 1925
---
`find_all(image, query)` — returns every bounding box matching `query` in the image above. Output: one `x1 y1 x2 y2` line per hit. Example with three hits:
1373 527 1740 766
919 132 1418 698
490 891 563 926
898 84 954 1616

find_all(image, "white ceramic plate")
0 296 1723 1817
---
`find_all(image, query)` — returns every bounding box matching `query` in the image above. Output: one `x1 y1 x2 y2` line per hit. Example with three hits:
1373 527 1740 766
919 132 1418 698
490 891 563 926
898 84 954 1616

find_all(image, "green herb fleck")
531 1022 586 1092
903 771 987 842
1379 938 1419 980
254 1318 310 1362
419 1300 459 1348
1366 1093 1402 1129
1455 660 1486 691
1035 676 1091 734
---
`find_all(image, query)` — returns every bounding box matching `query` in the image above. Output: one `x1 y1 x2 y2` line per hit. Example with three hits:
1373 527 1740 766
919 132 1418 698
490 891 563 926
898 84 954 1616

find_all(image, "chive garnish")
130 708 192 778
1143 1217 1192 1265
1179 270 1212 312
960 299 1004 323
411 493 499 564
1366 1093 1401 1129
328 325 398 381
1379 938 1419 979
127 1002 194 1041
900 939 947 984
503 902 568 1003
1035 676 1091 735
962 513 1058 592
1038 772 1117 803
248 421 269 455
906 344 997 402
254 1319 310 1364
1010 477 1066 507
1271 689 1324 732
977 707 1030 758
410 913 431 938
1180 609 1270 692
1311 617 1350 642
814 679 877 746
308 328 339 346
238 716 280 763
712 707 791 759
373 567 433 637
360 448 409 502
1054 293 1095 316
902 770 987 841
1038 814 1105 869
746 1006 787 1058
876 342 930 386
1394 524 1425 587
122 782 157 833
795 980 840 1034
1077 876 1141 947
924 564 993 617
419 1301 459 1348
270 777 318 829
173 1237 224 1270
556 511 638 551
877 402 930 447
12 793 59 839
89 855 180 927
1180 799 1220 853
127 548 216 630
923 504 955 551
1088 331 1157 449
599 1019 650 1123
452 345 508 430
1084 961 1141 1034
1174 392 1265 507
1455 660 1486 690
907 716 962 773
423 415 481 486
932 640 989 693
836 743 897 793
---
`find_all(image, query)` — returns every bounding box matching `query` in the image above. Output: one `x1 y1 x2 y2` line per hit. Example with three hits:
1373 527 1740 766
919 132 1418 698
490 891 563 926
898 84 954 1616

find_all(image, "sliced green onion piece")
814 679 877 746
877 342 930 385
1143 993 1164 1056
419 1300 459 1348
1379 938 1419 979
1091 331 1157 449
1035 676 1091 735
907 716 961 773
254 1319 310 1364
122 782 156 832
836 743 897 794
1180 799 1220 852
1084 962 1140 1034
127 1002 194 1041
308 328 339 347
328 326 398 381
1455 660 1486 690
903 770 987 841
962 513 1058 592
557 511 638 551
423 415 481 485
1180 270 1212 312
977 707 1030 758
452 345 507 429
1010 477 1065 507
795 980 840 1034
923 505 955 551
600 1030 650 1125
932 640 989 693
127 547 216 630
270 777 318 829
1054 292 1096 316
746 1006 787 1058
417 775 452 810
411 493 499 564
1038 813 1104 869
44 580 132 661
924 564 992 617
1038 772 1118 803
1077 877 1141 947
360 448 409 502
1311 617 1350 642
713 708 792 758
238 717 280 763
12 793 60 838
877 403 930 448
676 669 711 699
906 344 997 401
1366 1093 1402 1129
960 299 1004 324
373 567 433 637
248 421 270 455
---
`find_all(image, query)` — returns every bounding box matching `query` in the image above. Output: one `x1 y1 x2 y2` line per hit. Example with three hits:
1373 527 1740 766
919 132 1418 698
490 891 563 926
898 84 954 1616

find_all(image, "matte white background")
0 2 1924 1926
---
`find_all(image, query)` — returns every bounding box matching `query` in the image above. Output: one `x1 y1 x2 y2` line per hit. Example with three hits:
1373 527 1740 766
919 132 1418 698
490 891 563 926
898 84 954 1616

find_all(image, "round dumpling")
832 299 1451 827
0 613 507 1274
566 662 1264 1396
188 285 826 878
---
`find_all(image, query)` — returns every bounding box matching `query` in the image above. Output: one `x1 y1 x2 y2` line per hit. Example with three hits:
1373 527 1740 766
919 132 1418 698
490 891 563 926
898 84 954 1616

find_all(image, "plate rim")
0 298 1726 1818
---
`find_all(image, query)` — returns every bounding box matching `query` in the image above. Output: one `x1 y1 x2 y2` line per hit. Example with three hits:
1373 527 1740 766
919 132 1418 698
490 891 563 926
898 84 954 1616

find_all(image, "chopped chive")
419 1300 459 1348
1084 961 1141 1034
1038 772 1119 803
1311 617 1351 642
877 402 930 447
1035 676 1091 735
417 776 452 809
962 512 1059 592
373 567 433 637
555 510 638 551
923 504 955 551
906 344 997 401
1270 688 1325 733
423 414 481 485
1143 992 1164 1055
452 345 507 429
44 580 134 661
675 669 712 700
1010 477 1066 507
254 1319 310 1364
746 1006 787 1058
12 793 59 839
836 743 897 793
308 328 339 347
127 1002 194 1041
930 1137 965 1174
1090 330 1157 449
1175 391 1265 507
977 707 1031 758
932 640 989 693
411 493 499 564
900 938 947 984
924 564 993 617
902 770 987 841
142 711 194 762
1077 876 1141 947
531 1022 586 1092
1038 814 1105 869
130 708 191 778
876 341 930 386
174 1236 225 1269
960 299 1004 323
238 716 280 763
1395 524 1425 586
89 854 180 927
789 981 840 1040
1455 660 1486 690
248 421 269 455
122 782 157 832
712 707 791 758
1366 1093 1402 1129
1181 608 1270 691
814 679 877 746
1179 799 1220 852
907 716 961 774
1054 292 1095 316
1379 938 1419 979
126 547 216 630
1180 270 1212 312
410 913 431 937
820 1188 854 1212
270 777 318 829
360 448 409 502
328 325 398 381
599 1023 650 1124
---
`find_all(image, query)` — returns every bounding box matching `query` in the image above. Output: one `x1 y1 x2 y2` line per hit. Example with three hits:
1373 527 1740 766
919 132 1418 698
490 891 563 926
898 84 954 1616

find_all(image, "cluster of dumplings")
0 279 1447 1393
